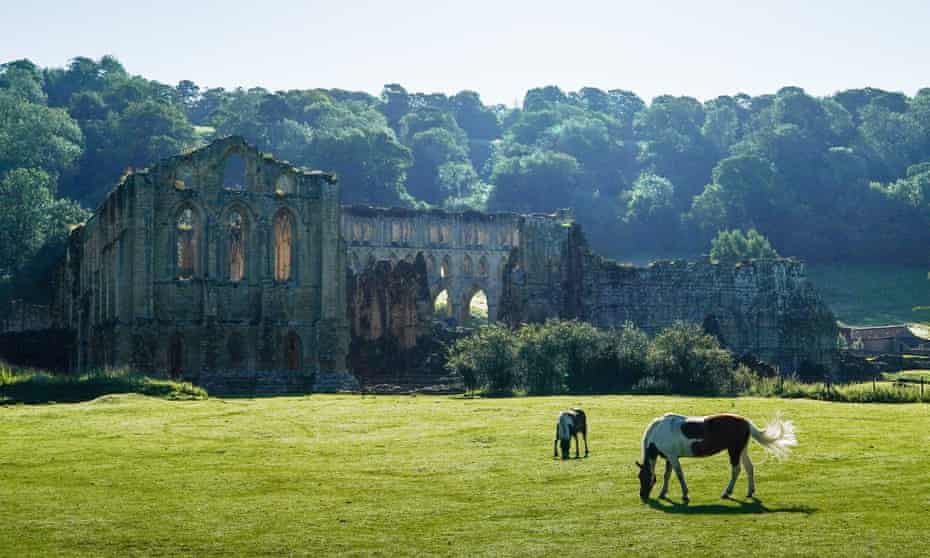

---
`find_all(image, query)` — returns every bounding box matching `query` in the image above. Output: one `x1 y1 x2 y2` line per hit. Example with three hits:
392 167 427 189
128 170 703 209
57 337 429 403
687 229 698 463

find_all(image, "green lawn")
2 395 930 557
806 263 930 325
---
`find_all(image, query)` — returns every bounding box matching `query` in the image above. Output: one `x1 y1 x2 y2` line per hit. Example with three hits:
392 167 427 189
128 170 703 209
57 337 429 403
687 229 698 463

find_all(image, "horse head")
636 461 656 502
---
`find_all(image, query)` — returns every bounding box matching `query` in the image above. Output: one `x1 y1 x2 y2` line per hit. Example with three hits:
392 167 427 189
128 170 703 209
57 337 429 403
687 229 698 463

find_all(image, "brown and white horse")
636 413 796 502
554 408 588 460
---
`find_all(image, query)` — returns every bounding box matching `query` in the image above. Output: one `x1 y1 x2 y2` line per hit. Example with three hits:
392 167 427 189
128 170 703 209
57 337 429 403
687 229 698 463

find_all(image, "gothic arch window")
274 210 295 281
463 255 473 275
391 222 403 242
429 224 441 244
275 174 296 195
478 256 489 277
228 332 244 368
169 333 184 379
440 256 452 279
176 207 199 279
227 210 247 282
223 152 247 191
441 224 452 244
285 332 301 371
426 254 435 274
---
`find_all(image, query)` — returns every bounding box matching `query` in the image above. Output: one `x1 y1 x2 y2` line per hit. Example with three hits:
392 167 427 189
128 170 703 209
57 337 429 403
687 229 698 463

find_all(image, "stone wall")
503 223 839 372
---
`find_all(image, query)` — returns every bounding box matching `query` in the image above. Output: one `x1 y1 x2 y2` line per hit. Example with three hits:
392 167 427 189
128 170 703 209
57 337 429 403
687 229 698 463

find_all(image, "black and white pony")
553 408 588 460
636 412 796 502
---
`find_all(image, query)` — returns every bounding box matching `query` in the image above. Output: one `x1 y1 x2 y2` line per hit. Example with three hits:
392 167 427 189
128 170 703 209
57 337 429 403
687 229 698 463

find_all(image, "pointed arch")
176 206 200 279
434 289 452 318
226 209 248 282
222 152 247 191
467 289 489 324
285 331 301 371
463 255 473 275
228 332 245 368
273 209 296 281
478 255 489 277
440 255 452 279
169 333 184 379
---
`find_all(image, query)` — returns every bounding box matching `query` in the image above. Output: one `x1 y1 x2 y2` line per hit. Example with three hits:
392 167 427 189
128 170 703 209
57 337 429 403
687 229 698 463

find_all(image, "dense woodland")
3 55 930 303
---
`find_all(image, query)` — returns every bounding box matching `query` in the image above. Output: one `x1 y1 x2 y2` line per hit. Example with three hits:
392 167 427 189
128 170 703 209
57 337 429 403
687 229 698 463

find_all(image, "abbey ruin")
1 137 838 392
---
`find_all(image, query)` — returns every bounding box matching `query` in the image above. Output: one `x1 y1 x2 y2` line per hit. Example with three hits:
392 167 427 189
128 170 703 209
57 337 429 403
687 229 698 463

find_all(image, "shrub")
445 324 520 395
645 321 736 395
710 228 779 263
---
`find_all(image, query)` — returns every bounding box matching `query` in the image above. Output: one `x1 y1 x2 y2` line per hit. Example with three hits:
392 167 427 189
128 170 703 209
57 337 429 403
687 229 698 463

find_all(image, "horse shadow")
648 497 816 515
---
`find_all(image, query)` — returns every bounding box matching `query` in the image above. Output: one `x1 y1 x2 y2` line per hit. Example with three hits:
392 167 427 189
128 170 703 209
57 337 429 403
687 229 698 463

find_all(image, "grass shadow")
648 497 816 515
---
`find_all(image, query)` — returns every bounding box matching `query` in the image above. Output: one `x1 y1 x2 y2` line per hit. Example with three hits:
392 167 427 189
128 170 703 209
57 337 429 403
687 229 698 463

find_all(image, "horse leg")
574 433 580 458
741 447 756 498
553 425 559 458
583 430 589 457
670 457 689 503
658 459 672 499
722 446 742 499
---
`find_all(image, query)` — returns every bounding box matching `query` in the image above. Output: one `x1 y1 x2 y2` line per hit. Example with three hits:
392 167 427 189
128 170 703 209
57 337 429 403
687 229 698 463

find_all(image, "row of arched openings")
432 289 488 324
176 207 295 282
167 331 303 378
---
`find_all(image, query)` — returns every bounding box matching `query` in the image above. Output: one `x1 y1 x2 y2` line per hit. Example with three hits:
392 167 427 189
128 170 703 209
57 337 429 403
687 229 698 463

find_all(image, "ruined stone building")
52 137 351 392
6 136 838 392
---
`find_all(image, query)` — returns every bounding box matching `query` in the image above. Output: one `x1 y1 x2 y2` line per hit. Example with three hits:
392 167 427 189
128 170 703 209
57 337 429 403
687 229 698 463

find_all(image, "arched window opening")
176 208 198 279
352 223 363 241
426 255 435 274
228 211 246 282
478 256 489 277
467 290 489 325
441 225 452 244
228 333 244 368
285 332 301 371
440 256 451 279
176 166 193 190
391 222 402 242
223 153 247 190
463 255 473 275
364 223 374 241
274 210 295 281
275 174 295 195
477 228 489 246
429 224 441 244
169 333 184 379
434 290 452 318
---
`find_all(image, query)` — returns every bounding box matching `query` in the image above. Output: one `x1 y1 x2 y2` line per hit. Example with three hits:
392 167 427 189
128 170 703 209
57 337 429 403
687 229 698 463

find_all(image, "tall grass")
0 364 207 404
743 374 930 403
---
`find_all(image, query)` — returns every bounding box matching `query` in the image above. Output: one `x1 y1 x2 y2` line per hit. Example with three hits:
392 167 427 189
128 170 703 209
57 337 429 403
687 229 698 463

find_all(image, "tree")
0 169 88 278
488 150 581 213
709 229 779 263
0 91 83 180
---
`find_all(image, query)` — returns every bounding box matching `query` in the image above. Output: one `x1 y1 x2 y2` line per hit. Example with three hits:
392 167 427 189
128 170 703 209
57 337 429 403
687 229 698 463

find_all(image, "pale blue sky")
2 0 929 106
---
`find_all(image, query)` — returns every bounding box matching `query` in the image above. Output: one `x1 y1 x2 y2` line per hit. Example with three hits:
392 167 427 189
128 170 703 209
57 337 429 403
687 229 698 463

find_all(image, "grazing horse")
553 408 588 460
636 412 796 502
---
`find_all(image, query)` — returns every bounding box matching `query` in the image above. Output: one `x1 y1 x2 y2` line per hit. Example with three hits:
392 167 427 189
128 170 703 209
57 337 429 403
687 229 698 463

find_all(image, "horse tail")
748 412 797 460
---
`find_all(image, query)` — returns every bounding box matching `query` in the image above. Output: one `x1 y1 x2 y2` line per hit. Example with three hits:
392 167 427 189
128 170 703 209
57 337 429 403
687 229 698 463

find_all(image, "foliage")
0 364 206 404
643 322 738 395
445 324 520 395
709 228 780 263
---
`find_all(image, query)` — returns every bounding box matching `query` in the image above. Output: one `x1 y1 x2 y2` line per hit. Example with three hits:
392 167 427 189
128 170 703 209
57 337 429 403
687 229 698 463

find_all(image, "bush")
710 228 779 263
0 365 207 404
445 324 520 395
645 321 737 395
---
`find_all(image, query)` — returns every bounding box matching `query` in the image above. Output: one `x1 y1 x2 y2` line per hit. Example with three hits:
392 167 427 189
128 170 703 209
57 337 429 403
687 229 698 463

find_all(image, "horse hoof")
658 492 667 500
721 492 732 500
682 497 690 505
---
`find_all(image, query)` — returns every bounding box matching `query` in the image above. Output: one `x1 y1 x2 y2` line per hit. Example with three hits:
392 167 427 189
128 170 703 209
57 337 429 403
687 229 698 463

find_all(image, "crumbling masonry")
29 137 836 392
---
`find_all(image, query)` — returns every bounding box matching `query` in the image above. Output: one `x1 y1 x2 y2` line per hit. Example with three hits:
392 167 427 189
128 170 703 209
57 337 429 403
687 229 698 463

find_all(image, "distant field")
806 263 930 326
3 395 930 557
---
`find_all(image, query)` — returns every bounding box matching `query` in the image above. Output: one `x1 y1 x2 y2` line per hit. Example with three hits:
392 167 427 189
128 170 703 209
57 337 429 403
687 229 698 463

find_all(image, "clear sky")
2 0 929 106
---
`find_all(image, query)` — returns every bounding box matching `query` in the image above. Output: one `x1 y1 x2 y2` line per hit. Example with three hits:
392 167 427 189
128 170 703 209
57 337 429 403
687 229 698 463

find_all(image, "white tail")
749 412 797 460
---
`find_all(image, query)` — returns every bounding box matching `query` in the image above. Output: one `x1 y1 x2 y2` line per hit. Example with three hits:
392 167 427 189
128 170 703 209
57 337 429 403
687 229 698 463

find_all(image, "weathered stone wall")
53 137 351 392
342 206 535 324
503 223 839 372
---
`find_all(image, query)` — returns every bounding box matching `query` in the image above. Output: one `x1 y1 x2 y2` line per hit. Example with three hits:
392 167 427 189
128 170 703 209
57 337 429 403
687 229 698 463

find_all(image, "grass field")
806 263 930 325
3 395 930 557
